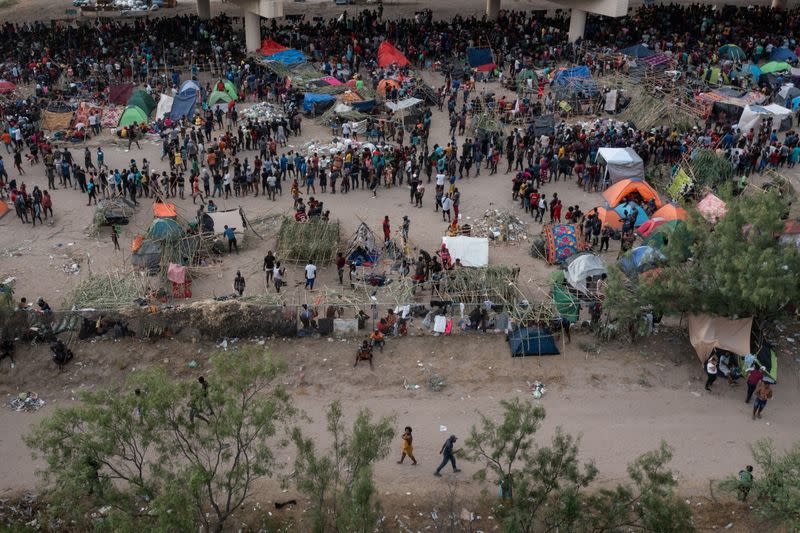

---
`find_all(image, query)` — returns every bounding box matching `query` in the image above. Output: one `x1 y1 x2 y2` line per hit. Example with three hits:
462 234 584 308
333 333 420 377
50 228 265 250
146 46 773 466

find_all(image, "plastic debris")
6 392 45 412
471 209 529 242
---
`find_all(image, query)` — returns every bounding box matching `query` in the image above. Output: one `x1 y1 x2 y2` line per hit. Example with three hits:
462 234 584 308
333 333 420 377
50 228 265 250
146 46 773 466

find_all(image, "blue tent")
619 246 665 276
351 99 377 112
770 47 797 63
614 201 649 227
179 80 201 95
619 44 655 58
302 93 336 112
466 47 495 68
170 91 197 120
265 49 306 66
147 218 183 241
749 64 762 82
791 95 800 111
552 66 592 86
508 327 559 357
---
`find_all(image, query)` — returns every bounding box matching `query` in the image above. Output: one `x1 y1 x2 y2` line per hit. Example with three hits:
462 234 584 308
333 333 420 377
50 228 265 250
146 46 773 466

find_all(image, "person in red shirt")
335 252 346 285
382 215 391 243
552 200 562 223
745 364 764 404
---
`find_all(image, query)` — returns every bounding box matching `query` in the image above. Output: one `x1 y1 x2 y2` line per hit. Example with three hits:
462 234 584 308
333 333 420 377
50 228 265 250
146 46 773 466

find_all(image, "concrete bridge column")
197 0 210 19
772 0 785 8
568 8 587 43
244 11 261 53
486 0 501 19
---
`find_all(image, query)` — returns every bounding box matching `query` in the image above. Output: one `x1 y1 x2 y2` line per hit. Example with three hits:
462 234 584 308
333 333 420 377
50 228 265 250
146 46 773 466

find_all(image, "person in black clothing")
263 250 276 284
434 435 461 476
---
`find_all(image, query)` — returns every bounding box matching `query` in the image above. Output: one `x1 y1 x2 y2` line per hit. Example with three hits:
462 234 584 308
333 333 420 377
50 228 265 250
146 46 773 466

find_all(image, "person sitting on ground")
354 340 374 369
378 309 397 334
206 200 218 213
299 304 318 330
370 328 385 351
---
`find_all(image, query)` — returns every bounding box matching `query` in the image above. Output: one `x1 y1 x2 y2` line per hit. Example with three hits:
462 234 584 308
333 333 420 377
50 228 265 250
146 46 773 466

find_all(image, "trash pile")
528 381 546 399
6 392 45 412
471 209 529 242
240 102 286 123
300 138 392 156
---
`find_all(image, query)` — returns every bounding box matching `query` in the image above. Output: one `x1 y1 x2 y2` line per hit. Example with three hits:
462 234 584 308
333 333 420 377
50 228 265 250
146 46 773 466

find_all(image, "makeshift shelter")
170 91 197 120
719 44 746 61
636 217 668 237
207 208 245 236
179 80 201 95
155 94 173 120
564 252 607 293
441 236 489 267
132 239 162 273
346 222 381 266
128 89 156 115
688 314 751 361
588 207 623 230
222 80 239 100
552 66 593 87
620 44 655 58
109 83 134 105
614 201 649 227
652 203 688 221
376 79 400 96
152 202 177 218
208 90 233 108
377 41 410 67
602 177 662 209
543 224 578 264
596 148 645 183
265 49 307 66
118 106 148 128
40 110 74 131
697 192 727 222
303 92 336 112
386 97 423 112
738 103 793 132
761 61 791 74
508 327 560 357
259 38 289 56
0 201 9 219
0 80 17 94
276 217 340 264
552 283 580 322
466 47 496 71
770 47 797 63
618 246 665 276
146 218 183 241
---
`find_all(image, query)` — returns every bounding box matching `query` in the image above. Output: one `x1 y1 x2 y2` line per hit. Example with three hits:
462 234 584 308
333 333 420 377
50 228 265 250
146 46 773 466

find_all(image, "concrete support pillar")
244 11 261 53
771 0 784 8
486 0 500 19
568 8 587 43
197 0 210 20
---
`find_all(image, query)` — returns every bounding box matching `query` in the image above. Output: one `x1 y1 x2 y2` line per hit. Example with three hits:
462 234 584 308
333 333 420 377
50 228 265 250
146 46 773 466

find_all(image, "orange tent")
377 79 400 95
377 41 410 67
0 201 9 219
652 204 687 221
602 178 663 209
153 202 177 218
589 207 623 230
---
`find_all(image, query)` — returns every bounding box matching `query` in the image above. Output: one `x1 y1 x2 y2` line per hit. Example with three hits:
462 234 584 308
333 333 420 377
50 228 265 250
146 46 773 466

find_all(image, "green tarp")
553 284 580 323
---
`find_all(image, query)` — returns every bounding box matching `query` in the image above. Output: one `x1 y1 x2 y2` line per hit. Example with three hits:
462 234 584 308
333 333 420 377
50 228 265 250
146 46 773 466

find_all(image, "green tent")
718 44 746 61
760 61 791 74
223 79 239 100
129 89 156 114
118 105 148 128
553 283 580 323
516 68 538 82
208 90 233 107
146 218 184 241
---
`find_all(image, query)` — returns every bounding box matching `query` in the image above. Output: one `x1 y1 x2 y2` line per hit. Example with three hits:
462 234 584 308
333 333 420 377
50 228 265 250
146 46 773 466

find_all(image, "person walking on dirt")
434 435 461 476
234 270 245 296
752 380 773 419
397 426 418 465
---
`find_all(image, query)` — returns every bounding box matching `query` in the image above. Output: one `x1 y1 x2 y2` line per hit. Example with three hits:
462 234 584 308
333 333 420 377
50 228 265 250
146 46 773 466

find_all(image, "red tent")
108 83 134 106
260 39 289 56
475 63 497 72
0 81 16 94
377 41 410 68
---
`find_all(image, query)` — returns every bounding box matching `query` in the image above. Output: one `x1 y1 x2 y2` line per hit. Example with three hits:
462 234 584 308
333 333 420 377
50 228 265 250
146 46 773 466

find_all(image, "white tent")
596 147 644 183
386 97 423 112
738 103 793 132
155 94 174 120
442 236 489 267
564 253 607 293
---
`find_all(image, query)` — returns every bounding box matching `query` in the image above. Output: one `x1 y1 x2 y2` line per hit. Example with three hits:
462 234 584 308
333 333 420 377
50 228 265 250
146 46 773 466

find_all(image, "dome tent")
146 218 184 241
118 106 148 128
208 90 234 108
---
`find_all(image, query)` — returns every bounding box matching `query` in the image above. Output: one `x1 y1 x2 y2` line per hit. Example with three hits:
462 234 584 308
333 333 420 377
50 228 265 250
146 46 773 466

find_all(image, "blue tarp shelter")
351 99 377 112
618 245 665 276
170 91 197 120
179 80 201 95
619 44 655 58
466 47 495 68
303 93 336 112
265 49 307 66
770 47 798 63
508 327 560 357
552 66 592 86
614 201 649 227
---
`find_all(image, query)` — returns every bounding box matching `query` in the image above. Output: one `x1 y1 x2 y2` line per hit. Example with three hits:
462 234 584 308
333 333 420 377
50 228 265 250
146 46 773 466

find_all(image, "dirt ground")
1 0 800 531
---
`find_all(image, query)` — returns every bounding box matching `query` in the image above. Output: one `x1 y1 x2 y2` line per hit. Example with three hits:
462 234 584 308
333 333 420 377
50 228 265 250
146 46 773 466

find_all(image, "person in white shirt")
441 194 452 222
304 260 317 290
435 173 446 186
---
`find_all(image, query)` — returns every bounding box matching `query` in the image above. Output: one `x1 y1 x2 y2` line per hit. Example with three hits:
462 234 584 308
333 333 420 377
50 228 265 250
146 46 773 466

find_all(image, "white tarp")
350 119 368 134
442 236 489 267
596 147 644 183
738 104 793 132
386 97 423 112
604 90 618 113
155 94 174 120
564 253 607 293
207 209 244 235
333 103 353 113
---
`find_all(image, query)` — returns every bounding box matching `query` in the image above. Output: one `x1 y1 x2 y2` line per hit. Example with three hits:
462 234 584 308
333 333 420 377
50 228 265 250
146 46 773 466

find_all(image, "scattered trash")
725 524 734 529
528 381 546 399
428 374 445 392
188 360 199 369
6 392 45 412
472 209 529 242
404 379 421 391
439 425 448 432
